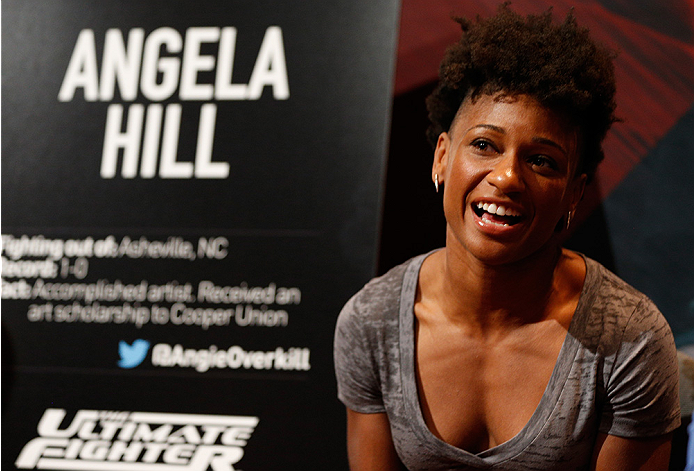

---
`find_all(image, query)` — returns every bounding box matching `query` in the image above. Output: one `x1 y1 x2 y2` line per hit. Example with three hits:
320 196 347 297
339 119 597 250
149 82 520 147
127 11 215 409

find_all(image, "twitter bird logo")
118 339 150 369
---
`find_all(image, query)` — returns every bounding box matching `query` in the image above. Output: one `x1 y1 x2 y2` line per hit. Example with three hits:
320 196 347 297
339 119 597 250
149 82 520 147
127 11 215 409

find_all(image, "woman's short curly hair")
426 4 618 181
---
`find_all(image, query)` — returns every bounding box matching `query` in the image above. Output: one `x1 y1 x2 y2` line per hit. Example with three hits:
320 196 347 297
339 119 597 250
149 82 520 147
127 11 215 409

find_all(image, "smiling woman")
433 93 585 266
334 4 681 471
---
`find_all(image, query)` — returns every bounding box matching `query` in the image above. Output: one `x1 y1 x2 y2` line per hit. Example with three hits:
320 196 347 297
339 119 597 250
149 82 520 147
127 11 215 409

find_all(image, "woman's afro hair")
425 3 618 181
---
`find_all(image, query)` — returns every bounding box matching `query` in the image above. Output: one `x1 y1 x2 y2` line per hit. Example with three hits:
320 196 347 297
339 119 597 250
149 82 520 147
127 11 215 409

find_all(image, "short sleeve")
334 293 386 414
599 297 681 437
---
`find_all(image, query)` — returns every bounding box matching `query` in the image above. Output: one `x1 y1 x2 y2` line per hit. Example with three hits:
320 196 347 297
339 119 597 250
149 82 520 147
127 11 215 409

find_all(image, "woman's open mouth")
473 202 523 227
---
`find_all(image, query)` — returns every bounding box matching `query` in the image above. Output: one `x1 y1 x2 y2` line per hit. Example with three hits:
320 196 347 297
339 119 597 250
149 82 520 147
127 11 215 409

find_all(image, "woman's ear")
432 132 450 186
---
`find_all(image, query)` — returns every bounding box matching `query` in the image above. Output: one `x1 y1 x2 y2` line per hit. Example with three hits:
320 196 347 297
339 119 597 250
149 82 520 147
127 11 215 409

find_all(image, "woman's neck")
422 240 568 334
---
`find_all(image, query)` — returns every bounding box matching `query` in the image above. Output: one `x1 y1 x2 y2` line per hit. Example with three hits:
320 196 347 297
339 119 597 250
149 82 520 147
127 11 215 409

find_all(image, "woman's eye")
528 155 558 170
471 139 494 152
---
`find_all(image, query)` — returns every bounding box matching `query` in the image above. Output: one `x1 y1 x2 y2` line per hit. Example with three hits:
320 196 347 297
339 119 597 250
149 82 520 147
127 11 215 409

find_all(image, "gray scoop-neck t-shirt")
334 252 680 470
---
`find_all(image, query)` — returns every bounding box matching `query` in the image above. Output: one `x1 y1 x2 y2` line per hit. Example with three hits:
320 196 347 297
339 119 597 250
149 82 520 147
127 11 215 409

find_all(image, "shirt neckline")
398 250 597 466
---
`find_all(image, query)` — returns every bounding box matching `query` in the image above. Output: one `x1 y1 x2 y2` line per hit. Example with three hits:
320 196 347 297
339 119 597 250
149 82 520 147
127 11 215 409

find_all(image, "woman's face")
432 93 586 265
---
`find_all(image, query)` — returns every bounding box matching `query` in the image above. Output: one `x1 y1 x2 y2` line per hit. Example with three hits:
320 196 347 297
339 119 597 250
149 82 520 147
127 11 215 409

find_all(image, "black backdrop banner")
2 1 400 469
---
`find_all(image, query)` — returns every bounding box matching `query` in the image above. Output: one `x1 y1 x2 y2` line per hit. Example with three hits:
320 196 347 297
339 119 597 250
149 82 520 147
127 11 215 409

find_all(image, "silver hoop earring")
434 174 439 193
566 211 573 230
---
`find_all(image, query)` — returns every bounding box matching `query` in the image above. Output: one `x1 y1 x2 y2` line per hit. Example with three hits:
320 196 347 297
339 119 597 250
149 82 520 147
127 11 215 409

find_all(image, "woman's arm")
346 409 405 471
591 432 673 471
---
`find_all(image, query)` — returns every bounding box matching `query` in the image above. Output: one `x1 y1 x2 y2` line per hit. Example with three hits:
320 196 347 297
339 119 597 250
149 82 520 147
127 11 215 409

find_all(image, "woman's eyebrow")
532 137 568 155
466 124 505 133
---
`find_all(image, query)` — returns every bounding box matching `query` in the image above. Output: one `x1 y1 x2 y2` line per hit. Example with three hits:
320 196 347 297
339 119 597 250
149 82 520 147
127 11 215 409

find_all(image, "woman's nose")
485 153 525 193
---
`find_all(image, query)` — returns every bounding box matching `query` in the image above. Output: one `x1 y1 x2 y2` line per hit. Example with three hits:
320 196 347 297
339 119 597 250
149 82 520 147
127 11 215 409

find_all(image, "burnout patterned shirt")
334 252 681 470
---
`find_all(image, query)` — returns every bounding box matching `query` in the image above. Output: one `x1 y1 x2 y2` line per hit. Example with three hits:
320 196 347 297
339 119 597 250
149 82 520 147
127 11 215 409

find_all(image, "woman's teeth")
476 202 521 217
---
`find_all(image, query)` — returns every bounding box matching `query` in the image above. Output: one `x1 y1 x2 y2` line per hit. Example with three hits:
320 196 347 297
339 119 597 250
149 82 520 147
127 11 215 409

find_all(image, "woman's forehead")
453 93 578 140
